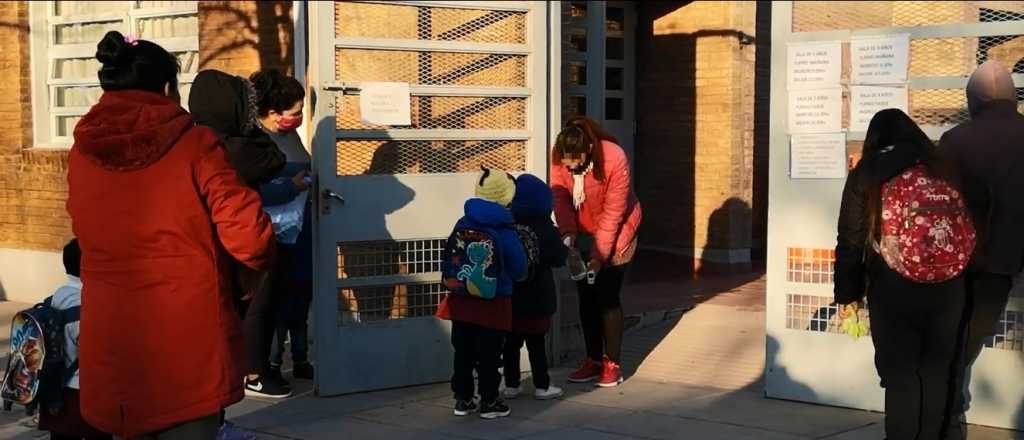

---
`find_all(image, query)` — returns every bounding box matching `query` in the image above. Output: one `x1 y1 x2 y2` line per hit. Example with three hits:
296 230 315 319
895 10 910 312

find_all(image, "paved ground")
1 273 1022 439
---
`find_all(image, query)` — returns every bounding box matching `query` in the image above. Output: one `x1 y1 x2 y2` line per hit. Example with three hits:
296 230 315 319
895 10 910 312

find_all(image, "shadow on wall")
199 1 295 74
697 198 754 277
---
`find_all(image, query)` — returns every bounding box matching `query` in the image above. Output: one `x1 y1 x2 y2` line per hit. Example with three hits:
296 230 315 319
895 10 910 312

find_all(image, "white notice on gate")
849 86 908 132
850 35 909 85
359 82 412 126
787 41 842 90
788 88 842 134
790 133 847 179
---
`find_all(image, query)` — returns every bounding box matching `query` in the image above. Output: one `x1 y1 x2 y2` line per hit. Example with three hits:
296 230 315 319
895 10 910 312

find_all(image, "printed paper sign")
791 133 847 179
849 86 909 132
850 35 909 85
787 42 842 89
359 82 412 126
788 88 843 134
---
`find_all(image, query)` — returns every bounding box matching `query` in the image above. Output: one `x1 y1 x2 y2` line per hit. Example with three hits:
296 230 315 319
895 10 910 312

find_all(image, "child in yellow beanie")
438 166 526 420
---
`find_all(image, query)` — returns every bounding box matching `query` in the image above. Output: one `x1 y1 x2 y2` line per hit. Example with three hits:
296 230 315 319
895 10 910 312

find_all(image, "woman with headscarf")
189 70 306 400
835 109 970 440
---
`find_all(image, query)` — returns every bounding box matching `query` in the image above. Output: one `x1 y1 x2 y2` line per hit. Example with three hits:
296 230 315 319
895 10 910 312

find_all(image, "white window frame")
29 1 199 148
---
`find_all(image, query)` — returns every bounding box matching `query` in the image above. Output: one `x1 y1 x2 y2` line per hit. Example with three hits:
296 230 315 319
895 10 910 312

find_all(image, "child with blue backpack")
38 239 111 440
438 167 527 420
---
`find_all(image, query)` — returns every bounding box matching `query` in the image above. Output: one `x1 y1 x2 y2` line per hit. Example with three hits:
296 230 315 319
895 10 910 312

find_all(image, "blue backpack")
442 227 505 299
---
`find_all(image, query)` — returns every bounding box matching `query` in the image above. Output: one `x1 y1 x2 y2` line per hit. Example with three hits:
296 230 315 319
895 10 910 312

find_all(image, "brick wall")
636 1 762 269
0 1 294 254
198 1 295 76
0 1 68 251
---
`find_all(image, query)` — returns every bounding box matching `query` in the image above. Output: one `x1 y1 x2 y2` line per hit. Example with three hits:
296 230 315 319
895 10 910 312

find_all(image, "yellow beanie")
476 167 516 207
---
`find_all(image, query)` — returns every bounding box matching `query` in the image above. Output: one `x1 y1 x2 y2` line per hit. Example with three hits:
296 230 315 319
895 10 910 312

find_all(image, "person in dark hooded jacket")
189 70 302 399
835 109 966 440
502 174 567 401
939 60 1024 424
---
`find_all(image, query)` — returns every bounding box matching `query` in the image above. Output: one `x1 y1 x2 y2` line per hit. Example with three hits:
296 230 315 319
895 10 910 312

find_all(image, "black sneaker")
453 398 478 416
479 399 511 420
267 364 284 381
293 362 314 380
245 374 292 398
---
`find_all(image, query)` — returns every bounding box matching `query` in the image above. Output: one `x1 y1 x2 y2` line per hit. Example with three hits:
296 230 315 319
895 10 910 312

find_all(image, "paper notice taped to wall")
849 86 908 133
790 132 847 179
359 82 412 126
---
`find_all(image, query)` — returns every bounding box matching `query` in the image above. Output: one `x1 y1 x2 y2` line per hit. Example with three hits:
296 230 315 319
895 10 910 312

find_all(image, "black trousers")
954 272 1012 417
503 333 549 390
237 261 285 375
578 265 627 362
451 321 504 404
867 264 965 440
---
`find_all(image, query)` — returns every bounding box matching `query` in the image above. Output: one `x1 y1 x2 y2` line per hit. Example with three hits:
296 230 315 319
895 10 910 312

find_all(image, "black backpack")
1 297 79 416
514 224 541 283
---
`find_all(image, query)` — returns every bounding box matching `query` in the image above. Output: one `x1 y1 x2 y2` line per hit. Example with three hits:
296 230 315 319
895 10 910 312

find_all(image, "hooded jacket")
436 199 527 331
510 174 568 333
67 90 275 437
834 143 923 304
189 69 285 187
940 61 1024 275
551 140 642 265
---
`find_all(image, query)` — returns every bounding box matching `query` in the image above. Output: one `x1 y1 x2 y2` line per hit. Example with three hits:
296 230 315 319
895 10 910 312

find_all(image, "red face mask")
277 114 303 131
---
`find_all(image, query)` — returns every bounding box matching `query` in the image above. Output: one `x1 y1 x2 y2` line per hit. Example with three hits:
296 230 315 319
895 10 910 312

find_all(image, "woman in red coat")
66 31 276 439
551 116 642 388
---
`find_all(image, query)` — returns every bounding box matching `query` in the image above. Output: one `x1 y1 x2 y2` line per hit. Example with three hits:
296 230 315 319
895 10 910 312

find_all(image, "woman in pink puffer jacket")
551 116 642 388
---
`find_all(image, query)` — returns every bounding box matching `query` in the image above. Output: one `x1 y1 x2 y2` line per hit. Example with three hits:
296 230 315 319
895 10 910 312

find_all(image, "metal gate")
766 1 1024 429
309 1 557 396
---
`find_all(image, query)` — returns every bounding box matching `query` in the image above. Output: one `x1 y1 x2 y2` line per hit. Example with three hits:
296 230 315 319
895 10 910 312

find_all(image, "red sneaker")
567 357 602 383
596 358 623 388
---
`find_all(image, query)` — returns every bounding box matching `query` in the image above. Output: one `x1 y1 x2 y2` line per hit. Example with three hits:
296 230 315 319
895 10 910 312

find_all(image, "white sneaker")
503 386 522 399
534 385 564 400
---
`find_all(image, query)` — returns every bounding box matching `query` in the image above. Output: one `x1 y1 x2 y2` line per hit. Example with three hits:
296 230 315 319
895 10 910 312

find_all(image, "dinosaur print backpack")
442 227 506 300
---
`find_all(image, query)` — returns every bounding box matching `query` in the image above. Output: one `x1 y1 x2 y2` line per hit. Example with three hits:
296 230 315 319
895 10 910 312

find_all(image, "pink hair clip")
124 35 140 46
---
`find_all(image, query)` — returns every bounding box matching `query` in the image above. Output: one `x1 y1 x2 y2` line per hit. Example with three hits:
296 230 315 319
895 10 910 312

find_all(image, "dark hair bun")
96 31 134 67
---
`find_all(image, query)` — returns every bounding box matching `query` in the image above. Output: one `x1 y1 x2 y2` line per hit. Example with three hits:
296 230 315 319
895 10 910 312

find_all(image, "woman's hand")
587 259 603 274
292 170 310 191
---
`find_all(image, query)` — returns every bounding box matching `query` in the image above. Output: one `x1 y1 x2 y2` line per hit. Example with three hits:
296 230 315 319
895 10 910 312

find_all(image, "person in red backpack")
835 109 968 440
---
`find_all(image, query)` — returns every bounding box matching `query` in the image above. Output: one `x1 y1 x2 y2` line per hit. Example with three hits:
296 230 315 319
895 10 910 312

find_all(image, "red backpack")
877 164 976 283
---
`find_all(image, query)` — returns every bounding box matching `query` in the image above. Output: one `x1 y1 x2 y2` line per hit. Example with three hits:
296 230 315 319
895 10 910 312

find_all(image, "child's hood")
464 198 514 227
511 174 553 220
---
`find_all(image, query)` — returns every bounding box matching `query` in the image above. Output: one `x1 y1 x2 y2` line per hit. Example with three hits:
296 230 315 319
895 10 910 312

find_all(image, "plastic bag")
263 189 308 244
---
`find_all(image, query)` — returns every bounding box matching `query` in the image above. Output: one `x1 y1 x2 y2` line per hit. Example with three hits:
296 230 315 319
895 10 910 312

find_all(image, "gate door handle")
322 188 346 205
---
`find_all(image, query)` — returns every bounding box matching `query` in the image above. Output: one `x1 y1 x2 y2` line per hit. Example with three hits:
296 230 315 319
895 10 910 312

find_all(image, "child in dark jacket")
503 174 568 401
437 168 527 420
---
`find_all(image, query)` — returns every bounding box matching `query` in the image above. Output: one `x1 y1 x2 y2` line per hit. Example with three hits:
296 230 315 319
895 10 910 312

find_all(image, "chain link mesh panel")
911 35 1024 76
336 2 527 44
337 239 446 279
337 140 526 175
336 49 527 87
339 283 446 324
337 95 527 130
793 1 1024 32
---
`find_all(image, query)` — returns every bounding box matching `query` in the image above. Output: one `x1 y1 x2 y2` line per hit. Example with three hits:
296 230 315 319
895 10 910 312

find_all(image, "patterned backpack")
442 228 505 299
877 164 976 283
1 297 79 415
